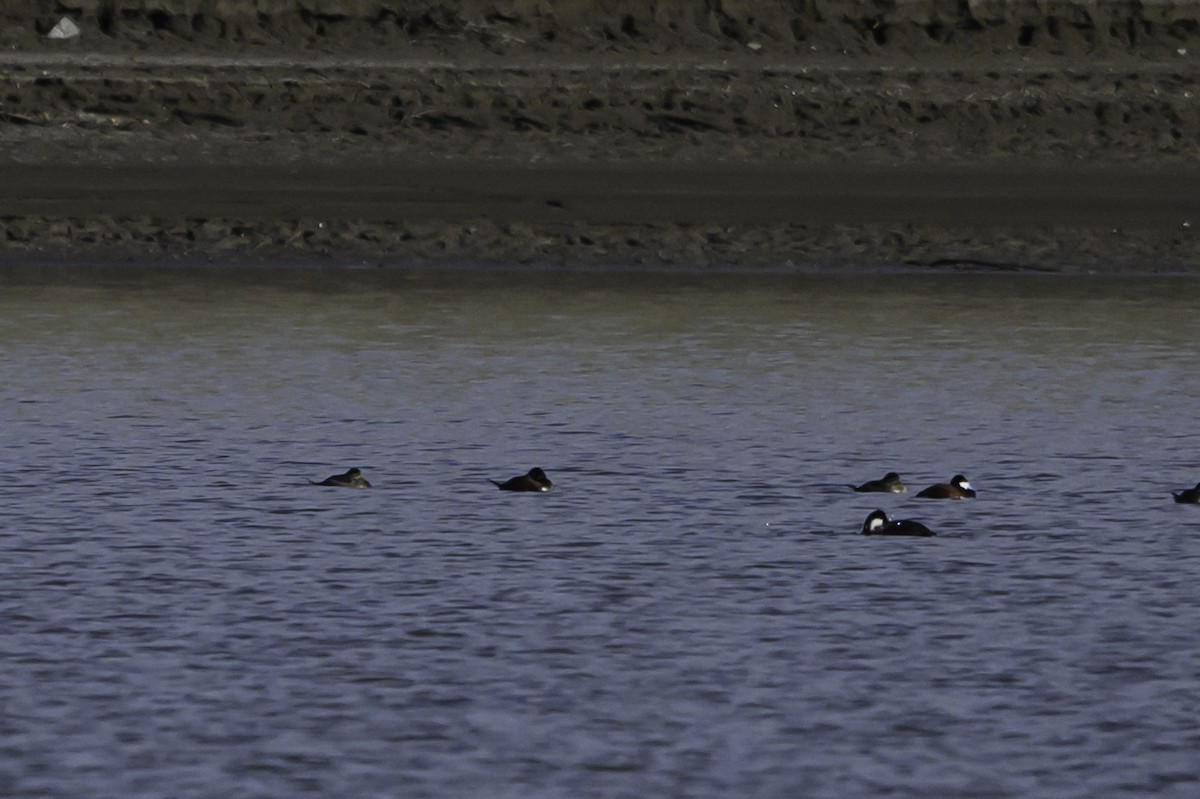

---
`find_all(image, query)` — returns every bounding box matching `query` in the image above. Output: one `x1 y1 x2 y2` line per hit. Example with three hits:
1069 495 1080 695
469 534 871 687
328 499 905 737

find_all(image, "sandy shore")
4 1 1200 271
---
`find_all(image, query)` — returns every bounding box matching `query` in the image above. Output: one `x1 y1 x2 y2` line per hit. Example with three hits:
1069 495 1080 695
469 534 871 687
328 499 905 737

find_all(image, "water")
2 266 1199 798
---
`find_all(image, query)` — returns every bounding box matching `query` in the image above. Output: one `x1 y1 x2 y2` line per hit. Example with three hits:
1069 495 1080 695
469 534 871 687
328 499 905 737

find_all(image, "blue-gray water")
2 267 1199 798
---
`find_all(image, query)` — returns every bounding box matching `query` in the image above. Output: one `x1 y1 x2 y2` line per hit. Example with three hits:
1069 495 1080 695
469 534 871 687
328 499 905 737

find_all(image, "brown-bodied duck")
916 474 975 499
490 467 553 492
848 471 907 493
312 467 371 488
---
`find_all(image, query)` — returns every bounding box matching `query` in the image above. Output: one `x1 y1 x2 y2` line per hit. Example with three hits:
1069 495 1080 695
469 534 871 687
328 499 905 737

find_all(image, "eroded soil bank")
3 1 1200 270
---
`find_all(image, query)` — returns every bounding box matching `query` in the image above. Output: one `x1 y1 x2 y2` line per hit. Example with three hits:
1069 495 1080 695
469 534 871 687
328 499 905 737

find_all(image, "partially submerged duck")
848 471 907 493
916 474 975 499
859 509 936 537
1173 481 1200 504
312 467 371 488
490 467 553 492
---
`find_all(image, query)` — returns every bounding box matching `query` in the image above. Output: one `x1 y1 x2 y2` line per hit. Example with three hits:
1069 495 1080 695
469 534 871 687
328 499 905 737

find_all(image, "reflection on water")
2 266 1199 798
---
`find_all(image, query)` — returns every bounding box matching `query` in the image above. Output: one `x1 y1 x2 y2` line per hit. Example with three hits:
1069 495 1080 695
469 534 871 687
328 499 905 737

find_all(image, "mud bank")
3 2 1200 270
3 159 1197 271
11 1 1200 59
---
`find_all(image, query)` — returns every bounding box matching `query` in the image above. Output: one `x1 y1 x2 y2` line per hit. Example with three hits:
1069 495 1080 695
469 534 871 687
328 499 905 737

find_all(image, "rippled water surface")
3 266 1199 798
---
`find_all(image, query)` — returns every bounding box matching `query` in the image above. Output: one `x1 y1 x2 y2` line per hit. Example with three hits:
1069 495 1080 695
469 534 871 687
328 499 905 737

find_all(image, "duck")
1173 481 1200 503
859 509 936 537
916 474 975 499
848 471 907 493
312 467 371 488
490 467 553 492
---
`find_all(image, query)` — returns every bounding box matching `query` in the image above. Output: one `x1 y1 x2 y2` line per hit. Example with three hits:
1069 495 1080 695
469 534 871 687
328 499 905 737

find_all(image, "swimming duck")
490 467 553 492
312 467 371 488
1173 481 1200 503
916 474 975 499
859 509 936 537
848 471 907 493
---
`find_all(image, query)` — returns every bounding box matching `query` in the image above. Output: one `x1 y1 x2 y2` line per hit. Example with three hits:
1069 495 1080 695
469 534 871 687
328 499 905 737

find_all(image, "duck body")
849 472 907 493
313 467 371 488
916 474 976 499
859 509 936 537
1173 482 1200 503
490 467 553 492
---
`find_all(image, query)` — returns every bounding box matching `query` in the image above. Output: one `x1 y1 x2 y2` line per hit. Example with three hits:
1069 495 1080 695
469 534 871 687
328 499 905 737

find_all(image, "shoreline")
4 2 1200 271
2 160 1198 272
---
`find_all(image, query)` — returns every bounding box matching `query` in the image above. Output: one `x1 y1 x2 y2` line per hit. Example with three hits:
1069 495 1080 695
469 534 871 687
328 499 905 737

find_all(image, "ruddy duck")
849 472 907 493
490 467 553 492
916 474 975 499
312 467 371 488
1173 481 1200 503
860 509 936 537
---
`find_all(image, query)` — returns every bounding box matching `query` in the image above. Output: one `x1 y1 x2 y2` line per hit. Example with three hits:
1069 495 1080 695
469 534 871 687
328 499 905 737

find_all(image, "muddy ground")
3 1 1200 270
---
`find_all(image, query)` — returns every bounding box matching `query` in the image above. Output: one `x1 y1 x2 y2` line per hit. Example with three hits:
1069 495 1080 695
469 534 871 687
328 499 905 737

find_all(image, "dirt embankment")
12 0 1200 58
3 1 1200 270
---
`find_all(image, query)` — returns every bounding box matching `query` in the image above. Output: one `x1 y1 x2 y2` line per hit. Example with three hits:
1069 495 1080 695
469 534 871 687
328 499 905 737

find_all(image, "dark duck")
490 467 553 492
1173 481 1200 503
859 509 936 537
916 474 975 499
312 467 371 488
848 471 907 493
